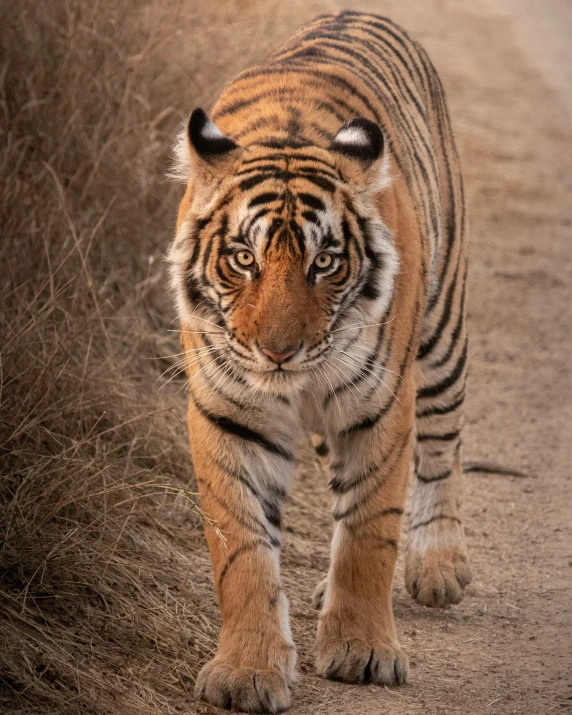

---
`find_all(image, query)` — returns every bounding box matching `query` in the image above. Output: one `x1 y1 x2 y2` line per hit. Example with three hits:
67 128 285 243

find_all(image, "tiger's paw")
195 659 293 713
405 521 472 608
315 609 408 686
315 635 409 685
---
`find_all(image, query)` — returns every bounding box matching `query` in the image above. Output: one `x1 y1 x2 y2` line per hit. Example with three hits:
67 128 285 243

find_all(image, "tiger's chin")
240 363 314 397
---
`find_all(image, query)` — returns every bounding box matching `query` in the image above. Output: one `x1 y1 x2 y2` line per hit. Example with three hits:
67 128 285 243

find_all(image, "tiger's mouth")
225 335 333 379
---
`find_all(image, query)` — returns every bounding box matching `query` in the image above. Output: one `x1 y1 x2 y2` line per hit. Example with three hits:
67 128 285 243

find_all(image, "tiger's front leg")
188 399 297 713
314 387 414 686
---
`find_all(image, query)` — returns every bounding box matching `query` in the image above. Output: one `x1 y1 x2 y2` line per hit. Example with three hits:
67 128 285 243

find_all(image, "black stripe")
286 152 338 168
340 213 365 269
218 540 271 588
239 168 336 193
298 192 326 211
315 441 329 457
238 174 271 191
417 429 460 442
330 449 398 495
432 281 466 368
359 270 381 300
266 216 283 241
310 121 334 141
330 467 374 495
199 476 277 545
273 393 291 405
416 390 465 418
241 207 271 238
417 267 458 360
287 218 306 256
248 192 280 208
293 164 340 181
410 514 460 530
359 536 398 551
417 469 452 483
234 115 281 139
214 90 299 120
193 398 294 460
262 501 282 530
237 164 283 176
202 235 213 273
189 236 201 267
344 531 398 550
417 339 467 400
239 153 287 166
341 409 383 435
302 209 319 224
258 137 312 149
240 151 336 170
340 506 403 526
332 435 410 520
301 173 336 192
184 273 204 305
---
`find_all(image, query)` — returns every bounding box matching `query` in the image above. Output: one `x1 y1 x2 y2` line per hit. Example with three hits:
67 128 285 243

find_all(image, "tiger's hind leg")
405 332 472 608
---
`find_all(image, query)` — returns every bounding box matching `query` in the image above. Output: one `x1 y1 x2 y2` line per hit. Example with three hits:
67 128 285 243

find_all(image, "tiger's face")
169 109 399 392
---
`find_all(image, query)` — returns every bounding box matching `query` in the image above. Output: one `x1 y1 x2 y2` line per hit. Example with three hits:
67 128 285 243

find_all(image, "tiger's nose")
257 341 302 365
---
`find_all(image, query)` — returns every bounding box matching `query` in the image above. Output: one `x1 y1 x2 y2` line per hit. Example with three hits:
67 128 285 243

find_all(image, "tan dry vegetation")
1 1 571 714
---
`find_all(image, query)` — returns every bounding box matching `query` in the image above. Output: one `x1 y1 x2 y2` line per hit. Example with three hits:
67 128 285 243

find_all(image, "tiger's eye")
314 252 333 269
236 250 255 267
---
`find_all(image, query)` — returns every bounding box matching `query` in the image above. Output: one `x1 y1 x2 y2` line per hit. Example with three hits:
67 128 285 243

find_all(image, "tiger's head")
169 109 399 393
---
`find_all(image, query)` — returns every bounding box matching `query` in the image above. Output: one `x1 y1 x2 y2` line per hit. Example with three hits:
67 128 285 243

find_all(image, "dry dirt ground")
2 0 570 714
193 1 572 713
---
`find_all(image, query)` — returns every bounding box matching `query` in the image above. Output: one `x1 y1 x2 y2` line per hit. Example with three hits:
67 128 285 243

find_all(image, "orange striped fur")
169 11 471 712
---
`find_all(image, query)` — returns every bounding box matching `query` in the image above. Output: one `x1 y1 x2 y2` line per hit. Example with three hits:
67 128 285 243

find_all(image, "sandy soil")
190 0 572 713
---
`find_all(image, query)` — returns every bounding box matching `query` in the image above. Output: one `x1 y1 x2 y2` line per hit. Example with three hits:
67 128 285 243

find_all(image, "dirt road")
194 1 571 713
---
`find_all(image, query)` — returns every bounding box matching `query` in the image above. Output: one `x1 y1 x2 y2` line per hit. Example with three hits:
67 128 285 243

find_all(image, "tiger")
168 10 472 713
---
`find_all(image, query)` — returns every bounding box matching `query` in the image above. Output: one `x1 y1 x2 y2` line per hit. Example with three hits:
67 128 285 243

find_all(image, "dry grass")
0 0 313 712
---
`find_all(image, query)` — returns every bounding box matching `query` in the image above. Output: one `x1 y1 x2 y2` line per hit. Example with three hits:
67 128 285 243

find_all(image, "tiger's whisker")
331 347 402 379
331 316 395 333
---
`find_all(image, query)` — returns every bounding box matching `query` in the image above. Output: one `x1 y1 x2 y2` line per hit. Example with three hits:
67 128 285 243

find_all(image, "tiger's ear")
329 118 391 192
188 108 238 158
172 108 242 184
330 118 384 164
